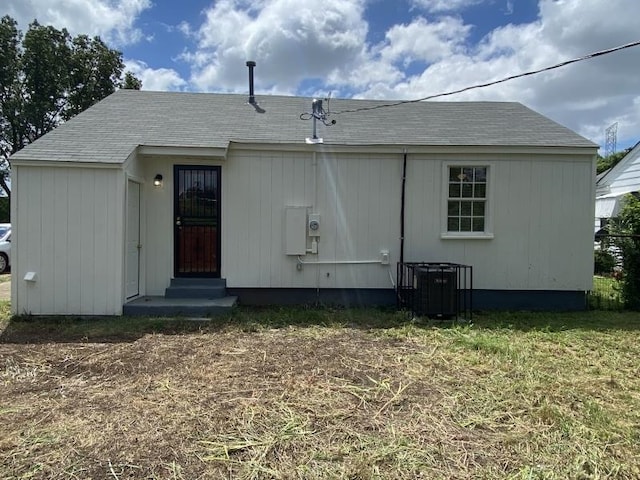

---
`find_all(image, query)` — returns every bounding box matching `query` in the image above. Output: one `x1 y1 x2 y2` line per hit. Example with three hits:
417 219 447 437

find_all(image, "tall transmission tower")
605 122 618 157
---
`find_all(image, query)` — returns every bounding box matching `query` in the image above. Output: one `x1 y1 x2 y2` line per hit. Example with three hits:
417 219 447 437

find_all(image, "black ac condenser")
414 266 457 318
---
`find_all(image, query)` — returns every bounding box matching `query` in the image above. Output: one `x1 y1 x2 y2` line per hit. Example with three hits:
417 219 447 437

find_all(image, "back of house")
9 89 597 315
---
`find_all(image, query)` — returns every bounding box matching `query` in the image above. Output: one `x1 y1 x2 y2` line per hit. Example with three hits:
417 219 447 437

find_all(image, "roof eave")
228 140 598 156
137 145 228 159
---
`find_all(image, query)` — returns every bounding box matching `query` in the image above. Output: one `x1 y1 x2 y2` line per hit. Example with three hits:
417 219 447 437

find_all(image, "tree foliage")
597 149 630 175
0 16 141 198
123 71 143 90
611 193 640 309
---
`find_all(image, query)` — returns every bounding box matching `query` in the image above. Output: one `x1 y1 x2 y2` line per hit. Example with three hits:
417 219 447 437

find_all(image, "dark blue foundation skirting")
472 290 587 311
227 288 588 311
227 288 397 307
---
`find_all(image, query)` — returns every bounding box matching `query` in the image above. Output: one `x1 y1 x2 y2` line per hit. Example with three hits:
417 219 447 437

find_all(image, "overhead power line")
331 39 640 115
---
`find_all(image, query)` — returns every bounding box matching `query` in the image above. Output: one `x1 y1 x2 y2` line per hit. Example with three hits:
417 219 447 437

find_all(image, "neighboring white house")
595 141 640 231
9 89 597 315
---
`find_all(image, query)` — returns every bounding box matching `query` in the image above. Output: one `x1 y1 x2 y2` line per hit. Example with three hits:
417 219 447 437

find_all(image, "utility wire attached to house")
299 95 336 126
300 95 337 143
328 39 640 116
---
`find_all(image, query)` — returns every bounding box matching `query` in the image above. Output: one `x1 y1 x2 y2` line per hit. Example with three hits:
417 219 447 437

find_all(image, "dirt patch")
0 281 9 301
1 312 639 479
0 328 500 479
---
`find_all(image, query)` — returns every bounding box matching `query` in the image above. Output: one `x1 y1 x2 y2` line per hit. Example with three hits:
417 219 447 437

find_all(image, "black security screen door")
174 166 221 277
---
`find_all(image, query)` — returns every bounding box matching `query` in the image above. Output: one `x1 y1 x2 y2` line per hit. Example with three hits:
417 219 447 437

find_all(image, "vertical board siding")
405 154 594 291
140 156 177 295
269 156 284 286
19 167 42 314
223 150 401 289
14 166 124 315
138 149 593 296
321 154 338 288
66 169 83 313
53 169 70 312
14 148 595 315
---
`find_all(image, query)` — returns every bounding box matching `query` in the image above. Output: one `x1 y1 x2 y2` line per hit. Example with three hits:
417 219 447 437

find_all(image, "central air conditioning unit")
414 266 457 318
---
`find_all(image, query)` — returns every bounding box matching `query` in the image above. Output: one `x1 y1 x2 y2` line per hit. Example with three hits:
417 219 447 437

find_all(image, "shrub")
594 249 616 275
611 194 640 309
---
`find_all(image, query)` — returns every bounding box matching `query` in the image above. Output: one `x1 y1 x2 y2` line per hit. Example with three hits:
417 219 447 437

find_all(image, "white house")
9 89 597 315
595 141 640 230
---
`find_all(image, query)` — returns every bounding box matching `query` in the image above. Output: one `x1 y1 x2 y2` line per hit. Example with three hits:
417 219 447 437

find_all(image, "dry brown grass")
1 308 639 479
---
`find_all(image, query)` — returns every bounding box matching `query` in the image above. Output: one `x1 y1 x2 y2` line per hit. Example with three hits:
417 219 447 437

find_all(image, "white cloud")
4 0 640 149
378 16 471 65
125 60 188 92
357 0 640 149
177 0 640 147
185 0 369 93
410 0 485 13
1 0 151 45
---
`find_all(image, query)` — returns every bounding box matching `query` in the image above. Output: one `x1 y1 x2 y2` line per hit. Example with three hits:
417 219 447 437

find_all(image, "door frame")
173 165 222 278
125 179 141 299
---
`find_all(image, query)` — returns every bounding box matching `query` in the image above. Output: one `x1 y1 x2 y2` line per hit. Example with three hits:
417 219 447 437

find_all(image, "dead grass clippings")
1 312 640 479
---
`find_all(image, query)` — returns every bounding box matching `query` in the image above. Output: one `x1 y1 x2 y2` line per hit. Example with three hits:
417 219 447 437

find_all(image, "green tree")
122 71 143 90
597 149 631 175
611 193 640 309
0 16 141 199
0 16 22 197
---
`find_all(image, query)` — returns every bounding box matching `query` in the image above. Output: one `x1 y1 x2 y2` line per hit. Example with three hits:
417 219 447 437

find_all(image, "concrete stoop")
123 278 237 317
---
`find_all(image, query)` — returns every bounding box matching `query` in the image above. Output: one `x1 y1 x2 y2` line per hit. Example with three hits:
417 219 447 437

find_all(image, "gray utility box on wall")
414 266 457 317
284 206 308 255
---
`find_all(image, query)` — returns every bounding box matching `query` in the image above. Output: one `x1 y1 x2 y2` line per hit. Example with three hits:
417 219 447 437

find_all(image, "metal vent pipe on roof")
246 60 256 104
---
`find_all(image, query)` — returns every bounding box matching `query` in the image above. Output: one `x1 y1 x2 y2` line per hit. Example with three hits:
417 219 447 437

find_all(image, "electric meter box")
308 213 320 237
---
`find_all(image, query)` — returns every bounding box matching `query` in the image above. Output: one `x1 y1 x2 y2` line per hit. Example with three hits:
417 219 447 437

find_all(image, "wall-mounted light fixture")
153 174 163 187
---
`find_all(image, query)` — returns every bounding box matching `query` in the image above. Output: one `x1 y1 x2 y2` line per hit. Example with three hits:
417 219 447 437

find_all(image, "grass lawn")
1 306 639 479
590 275 624 310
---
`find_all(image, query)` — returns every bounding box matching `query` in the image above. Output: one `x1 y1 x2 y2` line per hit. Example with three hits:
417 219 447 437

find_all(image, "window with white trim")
447 166 487 233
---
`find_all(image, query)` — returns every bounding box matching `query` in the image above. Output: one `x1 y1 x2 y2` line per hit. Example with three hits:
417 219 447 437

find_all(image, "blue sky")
2 0 640 151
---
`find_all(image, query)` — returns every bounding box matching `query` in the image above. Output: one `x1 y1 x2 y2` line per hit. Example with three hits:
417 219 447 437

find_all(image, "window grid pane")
447 166 488 233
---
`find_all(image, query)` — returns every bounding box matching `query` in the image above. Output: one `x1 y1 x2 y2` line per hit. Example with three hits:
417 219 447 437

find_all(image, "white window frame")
441 162 494 239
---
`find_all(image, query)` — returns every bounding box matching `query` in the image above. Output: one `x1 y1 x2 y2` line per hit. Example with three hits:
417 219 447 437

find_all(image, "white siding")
223 150 401 289
405 153 594 290
135 148 594 297
12 165 125 315
12 146 595 315
598 144 640 197
136 150 401 294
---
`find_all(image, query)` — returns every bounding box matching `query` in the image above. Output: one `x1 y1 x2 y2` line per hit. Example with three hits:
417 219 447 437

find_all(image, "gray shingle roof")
10 89 597 164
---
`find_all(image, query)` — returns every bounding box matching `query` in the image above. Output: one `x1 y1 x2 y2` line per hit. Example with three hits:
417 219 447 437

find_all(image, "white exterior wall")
11 165 125 315
135 147 593 295
597 144 640 197
136 150 401 295
223 149 401 289
595 144 640 223
11 146 594 316
405 153 595 290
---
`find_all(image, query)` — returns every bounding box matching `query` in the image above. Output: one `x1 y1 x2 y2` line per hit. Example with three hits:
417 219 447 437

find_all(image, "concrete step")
123 295 237 317
164 285 227 299
169 278 227 287
165 277 228 299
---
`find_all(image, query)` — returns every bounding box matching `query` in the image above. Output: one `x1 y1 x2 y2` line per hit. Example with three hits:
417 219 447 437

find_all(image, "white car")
0 224 11 273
